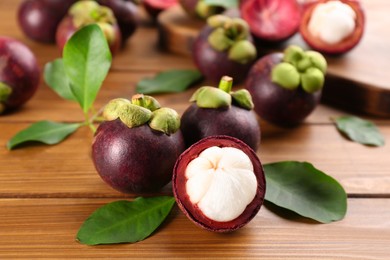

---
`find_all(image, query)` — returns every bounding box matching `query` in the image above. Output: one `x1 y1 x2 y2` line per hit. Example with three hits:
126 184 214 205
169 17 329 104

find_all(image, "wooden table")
1 0 389 259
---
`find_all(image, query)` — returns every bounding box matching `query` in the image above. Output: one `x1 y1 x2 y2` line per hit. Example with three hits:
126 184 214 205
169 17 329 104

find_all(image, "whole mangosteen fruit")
0 37 40 114
179 0 224 20
173 135 266 232
17 0 77 43
240 0 301 43
181 76 260 151
98 0 139 45
56 0 122 55
246 45 327 127
92 95 185 193
193 15 257 83
300 0 365 55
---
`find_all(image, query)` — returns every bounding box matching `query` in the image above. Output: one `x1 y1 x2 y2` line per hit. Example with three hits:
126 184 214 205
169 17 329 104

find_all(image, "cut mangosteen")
143 0 178 18
300 0 365 55
17 0 77 43
193 15 257 83
0 37 40 114
240 0 301 43
92 95 185 193
246 45 327 127
173 135 266 232
56 0 122 55
181 76 261 151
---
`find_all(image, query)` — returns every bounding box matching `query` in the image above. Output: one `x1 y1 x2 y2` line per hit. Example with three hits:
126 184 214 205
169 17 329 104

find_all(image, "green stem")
218 76 233 93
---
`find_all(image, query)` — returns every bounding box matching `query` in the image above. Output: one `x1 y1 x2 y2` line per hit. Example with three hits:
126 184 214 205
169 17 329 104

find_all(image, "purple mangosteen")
56 0 122 55
92 95 185 193
193 15 257 83
246 45 327 127
0 37 40 114
18 0 77 43
98 0 139 45
181 76 261 151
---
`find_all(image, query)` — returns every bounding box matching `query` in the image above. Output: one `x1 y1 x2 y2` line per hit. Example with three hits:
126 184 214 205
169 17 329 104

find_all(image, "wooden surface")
0 0 390 259
158 1 390 117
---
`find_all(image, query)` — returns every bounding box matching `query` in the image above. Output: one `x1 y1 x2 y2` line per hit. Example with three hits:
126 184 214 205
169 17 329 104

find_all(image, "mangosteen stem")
219 76 233 93
131 94 161 111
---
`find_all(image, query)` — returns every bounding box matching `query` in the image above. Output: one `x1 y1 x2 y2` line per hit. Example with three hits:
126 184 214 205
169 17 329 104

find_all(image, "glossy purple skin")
0 37 40 113
246 53 322 127
181 103 261 151
98 0 138 44
18 0 77 43
193 27 255 83
92 119 185 193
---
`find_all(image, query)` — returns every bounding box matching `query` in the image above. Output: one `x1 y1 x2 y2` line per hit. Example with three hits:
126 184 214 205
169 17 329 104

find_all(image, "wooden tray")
158 1 390 117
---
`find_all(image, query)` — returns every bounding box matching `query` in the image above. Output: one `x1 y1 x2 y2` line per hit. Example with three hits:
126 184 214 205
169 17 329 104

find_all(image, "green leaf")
334 116 385 146
136 69 203 94
204 0 238 8
7 121 82 150
77 196 176 245
264 161 347 223
63 24 112 113
44 59 76 101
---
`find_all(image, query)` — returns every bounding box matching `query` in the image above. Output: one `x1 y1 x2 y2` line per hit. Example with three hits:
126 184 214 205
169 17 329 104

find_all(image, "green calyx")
207 15 257 64
195 0 220 20
70 0 117 44
271 45 327 93
102 95 180 135
0 82 12 114
190 76 254 110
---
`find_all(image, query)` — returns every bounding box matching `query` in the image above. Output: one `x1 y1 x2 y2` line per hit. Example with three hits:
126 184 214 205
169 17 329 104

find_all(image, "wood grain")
0 0 390 259
1 123 389 197
0 198 388 259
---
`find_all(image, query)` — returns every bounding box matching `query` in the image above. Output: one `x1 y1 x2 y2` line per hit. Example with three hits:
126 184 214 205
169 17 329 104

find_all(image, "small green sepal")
149 108 181 135
271 63 300 90
301 67 325 93
231 89 254 110
191 87 231 108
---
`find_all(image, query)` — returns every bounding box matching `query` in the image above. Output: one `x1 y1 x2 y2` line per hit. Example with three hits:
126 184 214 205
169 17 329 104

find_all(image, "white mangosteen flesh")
185 146 257 222
308 1 356 45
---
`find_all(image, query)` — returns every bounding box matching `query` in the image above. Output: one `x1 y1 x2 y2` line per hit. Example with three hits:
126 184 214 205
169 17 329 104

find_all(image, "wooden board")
0 198 389 259
157 1 390 117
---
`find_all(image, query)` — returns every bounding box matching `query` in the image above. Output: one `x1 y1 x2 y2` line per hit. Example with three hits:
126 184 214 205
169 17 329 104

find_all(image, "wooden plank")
1 123 389 197
0 198 388 259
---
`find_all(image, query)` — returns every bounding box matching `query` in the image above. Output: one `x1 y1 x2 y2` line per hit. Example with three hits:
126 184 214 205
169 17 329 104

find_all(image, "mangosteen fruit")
56 0 122 55
0 37 40 114
179 0 224 20
300 0 365 55
193 15 257 83
181 76 260 151
246 45 327 127
92 95 185 193
98 0 139 45
143 0 178 19
17 0 77 43
173 135 266 232
240 0 301 43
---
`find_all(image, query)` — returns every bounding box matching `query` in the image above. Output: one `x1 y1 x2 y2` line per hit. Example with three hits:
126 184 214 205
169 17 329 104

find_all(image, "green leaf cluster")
7 24 112 150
